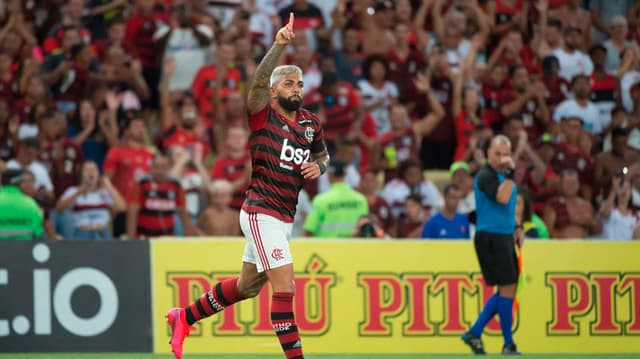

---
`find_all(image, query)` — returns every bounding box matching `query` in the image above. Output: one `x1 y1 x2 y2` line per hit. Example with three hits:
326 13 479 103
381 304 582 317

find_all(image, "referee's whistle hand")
301 162 321 180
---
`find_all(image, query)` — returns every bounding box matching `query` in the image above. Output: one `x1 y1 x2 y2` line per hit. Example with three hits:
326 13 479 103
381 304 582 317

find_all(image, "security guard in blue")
462 135 523 355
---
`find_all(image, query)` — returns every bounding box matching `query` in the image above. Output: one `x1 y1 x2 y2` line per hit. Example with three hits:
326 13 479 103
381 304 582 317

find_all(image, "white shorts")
239 210 294 273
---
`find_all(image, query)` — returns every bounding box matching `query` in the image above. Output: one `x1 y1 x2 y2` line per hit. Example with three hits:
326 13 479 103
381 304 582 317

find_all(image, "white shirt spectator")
380 179 444 218
357 79 399 135
181 172 204 218
620 70 640 113
318 164 360 193
6 159 53 192
457 191 476 214
601 208 639 240
603 39 631 74
60 187 114 228
552 48 594 81
446 40 472 74
553 98 603 134
155 25 214 91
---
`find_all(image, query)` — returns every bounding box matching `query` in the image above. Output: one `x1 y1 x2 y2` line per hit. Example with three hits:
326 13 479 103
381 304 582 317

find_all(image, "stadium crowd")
0 0 639 240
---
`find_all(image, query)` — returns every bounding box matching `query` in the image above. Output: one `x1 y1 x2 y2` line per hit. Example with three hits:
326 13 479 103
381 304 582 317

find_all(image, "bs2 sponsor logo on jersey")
279 139 310 167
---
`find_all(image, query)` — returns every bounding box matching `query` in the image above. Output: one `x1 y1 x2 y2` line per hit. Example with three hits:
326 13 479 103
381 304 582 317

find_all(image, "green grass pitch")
1 354 639 359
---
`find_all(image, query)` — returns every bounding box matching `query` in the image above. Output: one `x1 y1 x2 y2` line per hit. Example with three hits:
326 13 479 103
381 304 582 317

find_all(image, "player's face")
272 73 304 112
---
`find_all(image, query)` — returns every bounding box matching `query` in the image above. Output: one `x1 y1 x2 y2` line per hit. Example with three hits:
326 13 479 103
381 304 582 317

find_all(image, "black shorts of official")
474 231 519 286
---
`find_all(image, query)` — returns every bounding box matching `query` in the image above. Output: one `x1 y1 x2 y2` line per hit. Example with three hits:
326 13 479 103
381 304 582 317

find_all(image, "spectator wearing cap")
602 16 631 74
552 26 593 82
552 75 602 135
595 127 636 198
380 158 443 219
543 169 600 239
449 161 475 215
589 44 619 135
303 159 369 238
589 0 637 45
154 1 213 91
551 115 595 201
6 137 54 202
420 184 470 240
376 100 444 183
0 169 44 240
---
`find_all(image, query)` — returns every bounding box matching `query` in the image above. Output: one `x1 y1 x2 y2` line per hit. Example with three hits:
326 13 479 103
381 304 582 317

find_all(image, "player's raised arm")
246 12 295 114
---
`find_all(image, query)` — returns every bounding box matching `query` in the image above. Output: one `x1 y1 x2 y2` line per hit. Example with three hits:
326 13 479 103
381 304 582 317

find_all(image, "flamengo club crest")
304 127 314 143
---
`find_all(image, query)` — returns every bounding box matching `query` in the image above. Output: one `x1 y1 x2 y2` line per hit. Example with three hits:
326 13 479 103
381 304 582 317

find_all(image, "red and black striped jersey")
243 105 327 222
127 175 185 237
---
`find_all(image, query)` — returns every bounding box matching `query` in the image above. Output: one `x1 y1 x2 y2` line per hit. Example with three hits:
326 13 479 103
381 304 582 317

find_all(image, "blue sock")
469 293 499 337
497 296 514 346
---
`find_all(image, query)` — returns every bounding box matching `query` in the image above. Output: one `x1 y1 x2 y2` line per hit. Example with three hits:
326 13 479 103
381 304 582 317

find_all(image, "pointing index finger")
288 12 294 30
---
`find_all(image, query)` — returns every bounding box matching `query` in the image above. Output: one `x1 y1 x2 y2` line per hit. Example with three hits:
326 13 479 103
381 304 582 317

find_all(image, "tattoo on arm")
246 44 286 114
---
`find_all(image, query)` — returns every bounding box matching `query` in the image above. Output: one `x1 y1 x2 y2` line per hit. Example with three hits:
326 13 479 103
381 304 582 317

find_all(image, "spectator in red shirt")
278 0 324 31
191 43 243 126
0 51 19 103
385 21 426 112
358 169 394 233
103 115 154 237
482 64 510 130
540 55 569 113
43 0 92 54
94 19 131 62
13 74 48 123
159 57 209 163
501 65 550 141
451 72 491 162
551 116 595 201
304 72 364 150
393 194 430 238
124 0 168 108
211 125 251 211
589 44 619 137
127 152 195 238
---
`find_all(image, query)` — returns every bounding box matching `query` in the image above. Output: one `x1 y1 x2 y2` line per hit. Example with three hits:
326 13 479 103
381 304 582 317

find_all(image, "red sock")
184 278 243 325
271 292 304 359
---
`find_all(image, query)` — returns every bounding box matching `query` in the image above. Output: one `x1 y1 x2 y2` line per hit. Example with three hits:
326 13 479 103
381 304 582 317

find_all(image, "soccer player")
166 13 329 359
462 135 523 355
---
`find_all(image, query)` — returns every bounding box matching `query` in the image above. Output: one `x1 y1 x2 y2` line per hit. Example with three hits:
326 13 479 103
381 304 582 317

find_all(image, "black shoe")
461 331 486 354
502 342 522 355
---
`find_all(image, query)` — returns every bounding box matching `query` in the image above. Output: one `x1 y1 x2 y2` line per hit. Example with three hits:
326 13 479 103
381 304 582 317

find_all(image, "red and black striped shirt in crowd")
128 175 185 237
243 105 327 222
304 82 360 142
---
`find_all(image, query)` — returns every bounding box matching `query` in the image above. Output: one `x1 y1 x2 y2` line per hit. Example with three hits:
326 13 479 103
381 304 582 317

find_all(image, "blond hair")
269 65 303 88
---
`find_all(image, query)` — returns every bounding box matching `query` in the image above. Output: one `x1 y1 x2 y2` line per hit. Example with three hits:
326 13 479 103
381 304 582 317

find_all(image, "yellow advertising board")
151 239 640 354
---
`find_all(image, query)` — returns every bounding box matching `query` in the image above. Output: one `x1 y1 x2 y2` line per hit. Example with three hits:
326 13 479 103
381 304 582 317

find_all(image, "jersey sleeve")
311 122 327 154
247 105 268 132
476 168 500 201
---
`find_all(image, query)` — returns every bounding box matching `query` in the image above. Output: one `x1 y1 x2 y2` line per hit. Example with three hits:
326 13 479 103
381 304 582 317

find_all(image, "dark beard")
182 121 196 130
278 96 302 112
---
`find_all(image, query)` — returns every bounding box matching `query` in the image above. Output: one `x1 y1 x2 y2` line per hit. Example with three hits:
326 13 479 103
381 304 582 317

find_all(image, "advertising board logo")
0 243 118 338
166 254 336 336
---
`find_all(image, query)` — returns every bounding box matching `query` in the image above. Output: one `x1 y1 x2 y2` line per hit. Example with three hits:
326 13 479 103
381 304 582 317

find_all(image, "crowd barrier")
1 239 638 354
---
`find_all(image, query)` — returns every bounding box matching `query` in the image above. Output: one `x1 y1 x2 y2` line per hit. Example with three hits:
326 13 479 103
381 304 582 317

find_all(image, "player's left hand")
301 162 321 180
